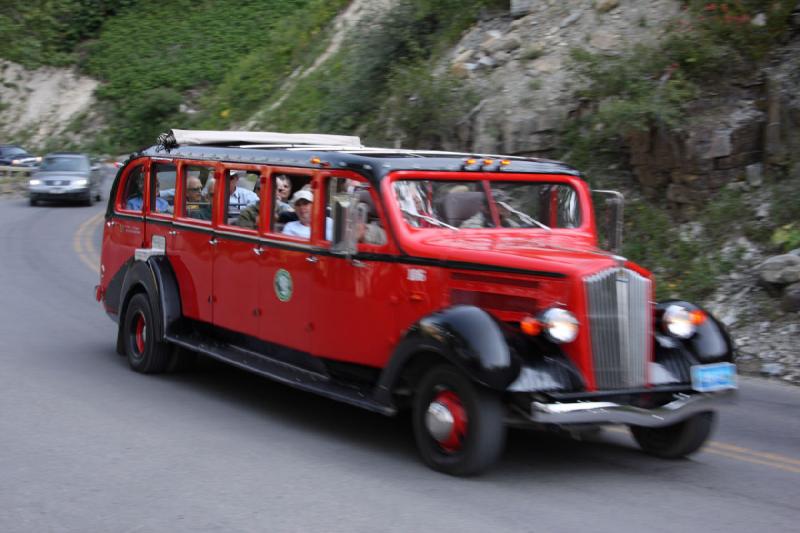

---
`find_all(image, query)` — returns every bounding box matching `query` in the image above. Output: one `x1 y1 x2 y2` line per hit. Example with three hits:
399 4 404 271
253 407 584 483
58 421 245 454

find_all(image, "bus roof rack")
156 129 363 151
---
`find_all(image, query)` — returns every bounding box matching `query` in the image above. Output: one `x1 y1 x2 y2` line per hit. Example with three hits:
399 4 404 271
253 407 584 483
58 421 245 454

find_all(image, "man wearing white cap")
282 189 332 239
227 170 259 216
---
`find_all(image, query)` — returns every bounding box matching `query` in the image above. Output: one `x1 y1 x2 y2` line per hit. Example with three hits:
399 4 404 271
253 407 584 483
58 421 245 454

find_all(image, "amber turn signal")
689 309 707 326
520 316 542 336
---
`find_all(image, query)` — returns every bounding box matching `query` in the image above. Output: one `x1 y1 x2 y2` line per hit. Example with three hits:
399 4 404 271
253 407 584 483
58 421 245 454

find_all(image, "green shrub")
260 0 503 144
379 62 479 148
0 0 136 67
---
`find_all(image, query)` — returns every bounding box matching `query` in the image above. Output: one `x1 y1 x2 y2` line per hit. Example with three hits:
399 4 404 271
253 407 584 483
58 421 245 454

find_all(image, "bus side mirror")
592 189 624 254
331 192 367 256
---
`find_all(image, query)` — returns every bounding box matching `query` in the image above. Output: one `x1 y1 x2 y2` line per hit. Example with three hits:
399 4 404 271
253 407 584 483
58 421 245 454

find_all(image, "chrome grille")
585 268 651 389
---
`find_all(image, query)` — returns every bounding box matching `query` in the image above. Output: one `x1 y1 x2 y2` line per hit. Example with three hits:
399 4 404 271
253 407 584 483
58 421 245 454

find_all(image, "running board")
166 332 396 416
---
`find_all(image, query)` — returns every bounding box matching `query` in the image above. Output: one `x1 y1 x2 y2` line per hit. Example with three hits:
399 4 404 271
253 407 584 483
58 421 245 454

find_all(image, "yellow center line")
706 441 800 468
606 426 800 474
73 211 104 274
705 448 800 475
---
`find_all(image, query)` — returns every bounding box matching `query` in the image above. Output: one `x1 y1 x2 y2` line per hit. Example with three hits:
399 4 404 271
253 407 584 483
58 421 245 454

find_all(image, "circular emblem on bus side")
274 269 293 302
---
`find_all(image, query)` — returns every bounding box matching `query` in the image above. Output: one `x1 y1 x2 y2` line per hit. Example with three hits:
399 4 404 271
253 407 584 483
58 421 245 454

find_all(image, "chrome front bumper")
529 390 735 428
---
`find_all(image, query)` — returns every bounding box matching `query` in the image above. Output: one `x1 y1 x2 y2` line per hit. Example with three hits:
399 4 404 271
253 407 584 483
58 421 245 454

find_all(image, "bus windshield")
393 179 581 230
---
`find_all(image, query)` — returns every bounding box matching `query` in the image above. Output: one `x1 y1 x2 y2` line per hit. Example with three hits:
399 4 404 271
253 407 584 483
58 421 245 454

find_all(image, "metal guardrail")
0 165 33 195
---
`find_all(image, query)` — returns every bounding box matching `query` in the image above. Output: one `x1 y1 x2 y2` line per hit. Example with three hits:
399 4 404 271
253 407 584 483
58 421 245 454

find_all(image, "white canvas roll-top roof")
163 129 362 148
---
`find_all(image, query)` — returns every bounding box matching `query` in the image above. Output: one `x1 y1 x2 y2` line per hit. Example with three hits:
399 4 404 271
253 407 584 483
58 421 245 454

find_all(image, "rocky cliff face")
449 1 800 208
449 0 680 155
0 60 98 147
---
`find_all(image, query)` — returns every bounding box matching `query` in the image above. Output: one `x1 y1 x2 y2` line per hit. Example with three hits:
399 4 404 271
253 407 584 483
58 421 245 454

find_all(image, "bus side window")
122 165 145 212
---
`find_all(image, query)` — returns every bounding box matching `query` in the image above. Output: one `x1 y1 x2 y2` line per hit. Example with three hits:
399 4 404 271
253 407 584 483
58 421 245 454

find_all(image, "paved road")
0 185 799 532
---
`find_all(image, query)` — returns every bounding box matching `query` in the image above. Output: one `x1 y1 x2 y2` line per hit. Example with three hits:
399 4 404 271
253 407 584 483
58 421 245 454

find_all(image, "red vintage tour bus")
97 129 737 475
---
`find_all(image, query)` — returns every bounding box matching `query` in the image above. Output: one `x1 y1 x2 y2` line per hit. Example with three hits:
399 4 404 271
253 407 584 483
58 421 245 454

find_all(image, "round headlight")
662 304 696 339
540 308 579 343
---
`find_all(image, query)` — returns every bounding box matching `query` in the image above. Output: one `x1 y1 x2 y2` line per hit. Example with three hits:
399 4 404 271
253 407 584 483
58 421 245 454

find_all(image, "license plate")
691 362 737 392
50 187 63 194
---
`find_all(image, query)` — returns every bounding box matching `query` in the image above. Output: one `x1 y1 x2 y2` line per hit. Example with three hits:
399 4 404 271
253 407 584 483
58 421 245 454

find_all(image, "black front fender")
656 300 734 363
375 305 520 404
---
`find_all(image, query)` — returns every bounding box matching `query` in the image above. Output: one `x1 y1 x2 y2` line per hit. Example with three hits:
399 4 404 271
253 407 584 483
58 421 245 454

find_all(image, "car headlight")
73 179 89 186
29 179 41 186
662 304 706 339
12 159 21 165
540 308 579 343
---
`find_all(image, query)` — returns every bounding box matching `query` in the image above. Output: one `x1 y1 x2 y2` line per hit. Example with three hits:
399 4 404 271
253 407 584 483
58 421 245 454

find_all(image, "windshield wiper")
497 201 551 231
400 208 460 231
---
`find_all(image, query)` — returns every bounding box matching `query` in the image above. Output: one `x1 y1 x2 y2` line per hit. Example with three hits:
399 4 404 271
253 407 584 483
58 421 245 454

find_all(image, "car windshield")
393 179 581 230
40 156 89 172
2 146 28 156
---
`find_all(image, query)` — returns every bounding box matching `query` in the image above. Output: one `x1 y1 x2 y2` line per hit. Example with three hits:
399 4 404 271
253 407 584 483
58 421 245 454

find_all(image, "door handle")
351 259 367 268
208 238 218 246
168 230 177 236
106 220 116 228
253 246 263 256
305 256 319 264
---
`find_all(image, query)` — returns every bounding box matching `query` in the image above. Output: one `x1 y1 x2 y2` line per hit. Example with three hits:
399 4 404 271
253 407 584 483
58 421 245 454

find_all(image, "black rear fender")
117 256 182 344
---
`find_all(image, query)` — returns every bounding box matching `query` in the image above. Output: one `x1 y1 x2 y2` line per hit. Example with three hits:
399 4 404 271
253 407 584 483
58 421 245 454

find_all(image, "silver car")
28 153 103 206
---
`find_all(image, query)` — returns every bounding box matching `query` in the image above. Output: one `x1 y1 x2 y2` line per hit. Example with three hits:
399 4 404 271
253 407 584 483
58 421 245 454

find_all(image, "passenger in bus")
275 175 293 216
228 170 259 215
235 202 259 229
184 176 211 220
126 175 171 213
282 190 332 239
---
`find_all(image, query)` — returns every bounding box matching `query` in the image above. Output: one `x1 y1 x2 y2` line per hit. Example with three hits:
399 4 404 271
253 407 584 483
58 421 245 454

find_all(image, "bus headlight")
662 304 706 339
540 308 579 343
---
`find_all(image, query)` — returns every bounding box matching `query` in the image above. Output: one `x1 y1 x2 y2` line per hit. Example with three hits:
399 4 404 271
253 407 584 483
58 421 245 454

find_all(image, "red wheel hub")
134 313 146 354
426 390 468 452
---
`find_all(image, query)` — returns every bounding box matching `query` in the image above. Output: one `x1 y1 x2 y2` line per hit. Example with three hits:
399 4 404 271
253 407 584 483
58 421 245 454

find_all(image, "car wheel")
630 411 715 458
122 293 171 374
29 197 38 207
83 191 93 206
412 365 506 476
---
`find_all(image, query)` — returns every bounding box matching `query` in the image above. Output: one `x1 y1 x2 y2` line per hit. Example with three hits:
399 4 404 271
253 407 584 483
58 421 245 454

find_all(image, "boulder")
757 254 800 285
781 282 800 312
745 162 764 186
595 0 620 14
589 30 619 51
510 0 535 17
761 362 785 376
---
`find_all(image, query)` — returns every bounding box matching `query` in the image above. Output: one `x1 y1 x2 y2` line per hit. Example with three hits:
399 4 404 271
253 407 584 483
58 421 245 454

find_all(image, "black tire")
83 191 93 207
630 411 716 459
412 365 506 476
121 293 171 374
29 197 38 207
95 191 102 202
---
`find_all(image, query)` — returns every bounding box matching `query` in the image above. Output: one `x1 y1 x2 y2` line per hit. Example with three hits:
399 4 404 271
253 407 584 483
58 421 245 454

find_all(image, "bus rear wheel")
122 293 171 374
